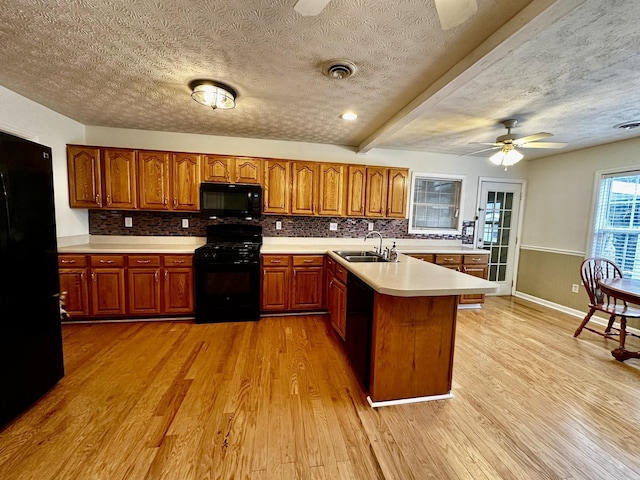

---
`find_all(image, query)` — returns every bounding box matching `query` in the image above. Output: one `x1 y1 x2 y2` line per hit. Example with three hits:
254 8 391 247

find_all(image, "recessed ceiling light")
341 112 358 121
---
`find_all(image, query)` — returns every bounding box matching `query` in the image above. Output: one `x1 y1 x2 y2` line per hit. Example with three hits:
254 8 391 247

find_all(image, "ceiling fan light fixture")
490 145 523 167
189 80 236 110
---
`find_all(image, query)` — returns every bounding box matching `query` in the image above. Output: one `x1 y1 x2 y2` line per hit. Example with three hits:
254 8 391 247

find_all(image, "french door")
476 181 523 296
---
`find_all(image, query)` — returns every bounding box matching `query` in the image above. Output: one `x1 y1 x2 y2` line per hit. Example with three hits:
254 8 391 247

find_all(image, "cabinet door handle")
136 259 151 264
303 259 314 263
80 272 85 282
99 259 114 264
172 259 185 264
95 194 100 205
165 270 168 281
270 259 281 263
61 259 76 264
174 197 178 207
106 194 111 205
91 272 96 282
155 271 159 282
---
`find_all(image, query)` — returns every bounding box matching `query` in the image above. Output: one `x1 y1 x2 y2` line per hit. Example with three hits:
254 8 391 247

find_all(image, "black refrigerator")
0 131 64 428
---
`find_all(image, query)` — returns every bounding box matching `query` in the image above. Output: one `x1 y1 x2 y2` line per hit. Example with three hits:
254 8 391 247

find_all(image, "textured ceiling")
1 0 639 160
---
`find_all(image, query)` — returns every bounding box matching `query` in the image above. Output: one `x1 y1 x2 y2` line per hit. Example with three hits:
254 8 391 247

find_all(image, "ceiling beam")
357 0 586 154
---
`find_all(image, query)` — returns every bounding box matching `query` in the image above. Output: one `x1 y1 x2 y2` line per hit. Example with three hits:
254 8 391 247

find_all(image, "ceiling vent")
614 121 640 130
322 59 357 79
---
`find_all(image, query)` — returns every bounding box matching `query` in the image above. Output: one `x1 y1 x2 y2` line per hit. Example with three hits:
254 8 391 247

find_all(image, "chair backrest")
580 257 623 306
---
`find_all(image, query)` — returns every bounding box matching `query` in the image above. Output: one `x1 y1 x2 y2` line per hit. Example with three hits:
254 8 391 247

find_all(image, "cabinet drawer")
326 256 336 273
127 255 161 267
58 255 87 267
463 254 488 265
293 255 324 267
90 255 125 267
164 255 193 267
435 254 462 265
408 254 434 263
334 263 348 283
262 255 291 267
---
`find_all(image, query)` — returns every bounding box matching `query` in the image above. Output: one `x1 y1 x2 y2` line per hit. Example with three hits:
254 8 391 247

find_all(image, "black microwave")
199 182 262 219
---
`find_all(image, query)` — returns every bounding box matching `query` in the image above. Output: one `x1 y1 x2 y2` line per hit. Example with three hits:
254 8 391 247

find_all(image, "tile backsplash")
89 210 476 243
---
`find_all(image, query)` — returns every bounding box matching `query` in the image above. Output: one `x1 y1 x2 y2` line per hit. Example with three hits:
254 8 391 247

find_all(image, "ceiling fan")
466 119 568 167
293 0 478 30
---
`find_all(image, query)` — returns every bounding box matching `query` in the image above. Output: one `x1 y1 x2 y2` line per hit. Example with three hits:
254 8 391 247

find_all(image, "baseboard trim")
367 392 454 408
513 291 640 336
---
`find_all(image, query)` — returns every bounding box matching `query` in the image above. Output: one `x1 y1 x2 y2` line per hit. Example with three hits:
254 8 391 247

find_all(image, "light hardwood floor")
1 296 640 479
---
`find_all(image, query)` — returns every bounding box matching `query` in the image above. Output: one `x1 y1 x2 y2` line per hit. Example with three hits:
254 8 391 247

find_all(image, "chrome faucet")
365 230 383 255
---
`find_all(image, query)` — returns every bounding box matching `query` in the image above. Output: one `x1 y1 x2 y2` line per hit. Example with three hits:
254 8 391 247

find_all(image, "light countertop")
327 252 497 297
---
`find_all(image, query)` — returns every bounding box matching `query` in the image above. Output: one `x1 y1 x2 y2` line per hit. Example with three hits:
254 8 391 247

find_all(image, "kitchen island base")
368 293 458 403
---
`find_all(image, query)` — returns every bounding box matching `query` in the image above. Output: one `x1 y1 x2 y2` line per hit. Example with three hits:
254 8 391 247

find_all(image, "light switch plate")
464 226 474 236
368 222 374 231
330 222 338 231
124 217 133 228
275 221 282 230
182 218 189 228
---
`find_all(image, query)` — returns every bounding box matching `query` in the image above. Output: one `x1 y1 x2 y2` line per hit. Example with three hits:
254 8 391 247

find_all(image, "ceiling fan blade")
459 146 500 157
294 0 331 16
434 0 478 30
519 142 568 149
512 132 553 145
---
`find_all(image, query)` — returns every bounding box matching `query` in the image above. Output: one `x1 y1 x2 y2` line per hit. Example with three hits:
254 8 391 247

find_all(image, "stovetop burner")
195 224 263 263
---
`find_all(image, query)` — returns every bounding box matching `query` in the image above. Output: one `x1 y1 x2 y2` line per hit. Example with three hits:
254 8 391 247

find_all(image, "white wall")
0 86 87 237
86 126 523 225
521 136 640 254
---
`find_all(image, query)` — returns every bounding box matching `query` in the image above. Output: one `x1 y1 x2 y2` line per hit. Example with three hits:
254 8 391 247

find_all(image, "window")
591 170 640 278
408 173 464 234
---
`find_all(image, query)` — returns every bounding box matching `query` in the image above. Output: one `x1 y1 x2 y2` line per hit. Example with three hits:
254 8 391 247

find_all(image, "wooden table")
598 277 640 361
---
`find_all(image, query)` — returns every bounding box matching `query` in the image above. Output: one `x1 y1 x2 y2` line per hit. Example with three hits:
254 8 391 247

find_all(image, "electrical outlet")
368 222 374 231
124 217 133 228
464 226 474 236
275 221 282 230
571 284 580 293
329 222 338 231
182 218 189 228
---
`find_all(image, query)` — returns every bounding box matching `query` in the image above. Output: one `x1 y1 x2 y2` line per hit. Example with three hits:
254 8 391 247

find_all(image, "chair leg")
574 308 596 337
619 316 628 350
604 314 616 334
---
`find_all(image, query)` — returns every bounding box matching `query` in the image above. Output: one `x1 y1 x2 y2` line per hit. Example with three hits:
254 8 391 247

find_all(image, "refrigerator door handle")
0 170 10 236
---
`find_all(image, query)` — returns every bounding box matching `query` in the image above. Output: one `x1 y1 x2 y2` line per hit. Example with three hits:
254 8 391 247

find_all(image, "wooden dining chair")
574 257 640 340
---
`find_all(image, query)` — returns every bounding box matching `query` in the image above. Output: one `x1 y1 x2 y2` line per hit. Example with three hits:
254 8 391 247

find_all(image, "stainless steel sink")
333 250 388 263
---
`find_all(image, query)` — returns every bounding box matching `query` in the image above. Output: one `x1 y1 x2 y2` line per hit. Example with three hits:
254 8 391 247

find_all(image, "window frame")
408 172 465 235
588 166 640 278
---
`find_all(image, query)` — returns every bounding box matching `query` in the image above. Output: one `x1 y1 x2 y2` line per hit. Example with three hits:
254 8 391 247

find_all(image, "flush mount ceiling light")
189 80 236 110
489 144 523 168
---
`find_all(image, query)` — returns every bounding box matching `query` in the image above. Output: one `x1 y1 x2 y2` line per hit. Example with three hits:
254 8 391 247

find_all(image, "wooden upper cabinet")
202 155 262 184
67 145 102 208
235 157 262 184
172 152 200 211
102 148 137 209
365 167 388 217
386 168 409 218
318 163 346 216
138 151 170 210
202 155 232 183
291 161 318 215
347 165 366 216
263 159 291 214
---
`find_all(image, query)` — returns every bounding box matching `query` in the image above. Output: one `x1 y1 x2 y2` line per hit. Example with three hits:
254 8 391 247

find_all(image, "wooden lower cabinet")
58 255 90 317
58 253 193 320
408 252 489 304
90 255 127 317
261 254 324 312
326 257 347 339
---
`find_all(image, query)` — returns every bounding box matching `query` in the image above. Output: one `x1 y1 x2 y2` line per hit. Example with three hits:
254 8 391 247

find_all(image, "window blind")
592 171 640 278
